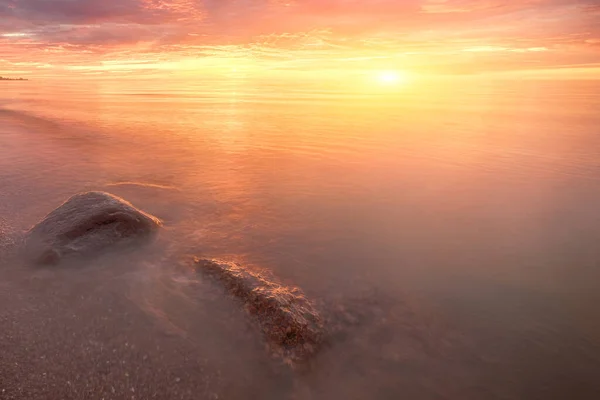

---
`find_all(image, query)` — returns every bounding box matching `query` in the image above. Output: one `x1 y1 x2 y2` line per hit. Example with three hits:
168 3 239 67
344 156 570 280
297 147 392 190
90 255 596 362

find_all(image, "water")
1 78 600 399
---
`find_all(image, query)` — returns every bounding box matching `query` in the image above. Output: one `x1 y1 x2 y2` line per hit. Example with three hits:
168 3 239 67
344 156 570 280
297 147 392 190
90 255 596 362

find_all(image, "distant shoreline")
0 77 29 81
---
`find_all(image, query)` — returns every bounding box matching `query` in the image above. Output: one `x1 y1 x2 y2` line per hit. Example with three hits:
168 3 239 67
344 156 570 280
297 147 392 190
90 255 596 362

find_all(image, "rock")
0 219 8 242
195 258 324 365
25 192 161 265
0 218 13 250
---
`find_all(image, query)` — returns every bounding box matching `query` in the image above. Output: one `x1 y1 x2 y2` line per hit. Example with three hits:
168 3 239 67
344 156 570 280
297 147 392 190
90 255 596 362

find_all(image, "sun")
377 71 408 85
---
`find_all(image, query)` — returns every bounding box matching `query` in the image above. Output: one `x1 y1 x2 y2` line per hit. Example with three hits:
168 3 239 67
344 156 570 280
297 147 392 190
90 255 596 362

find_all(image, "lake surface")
1 78 600 399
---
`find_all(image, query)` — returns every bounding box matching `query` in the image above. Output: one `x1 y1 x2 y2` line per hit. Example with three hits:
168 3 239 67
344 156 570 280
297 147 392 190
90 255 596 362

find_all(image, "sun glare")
377 71 407 85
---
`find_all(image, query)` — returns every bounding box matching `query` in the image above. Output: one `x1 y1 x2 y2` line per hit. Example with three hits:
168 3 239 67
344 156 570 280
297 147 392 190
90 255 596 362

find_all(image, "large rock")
25 192 161 264
195 258 324 365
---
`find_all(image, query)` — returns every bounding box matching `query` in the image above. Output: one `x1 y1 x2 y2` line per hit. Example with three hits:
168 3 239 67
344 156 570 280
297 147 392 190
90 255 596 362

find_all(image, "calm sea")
1 78 600 399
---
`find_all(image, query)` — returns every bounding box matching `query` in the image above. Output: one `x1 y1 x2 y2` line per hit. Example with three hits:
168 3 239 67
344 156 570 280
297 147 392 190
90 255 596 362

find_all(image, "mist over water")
2 79 600 399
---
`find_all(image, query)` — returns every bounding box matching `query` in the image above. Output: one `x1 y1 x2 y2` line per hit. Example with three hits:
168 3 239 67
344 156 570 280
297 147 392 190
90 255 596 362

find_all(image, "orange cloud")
0 0 599 78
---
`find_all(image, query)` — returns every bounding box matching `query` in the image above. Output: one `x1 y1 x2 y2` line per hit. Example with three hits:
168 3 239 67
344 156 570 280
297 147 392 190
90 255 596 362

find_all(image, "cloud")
1 0 132 24
1 0 599 77
2 0 598 40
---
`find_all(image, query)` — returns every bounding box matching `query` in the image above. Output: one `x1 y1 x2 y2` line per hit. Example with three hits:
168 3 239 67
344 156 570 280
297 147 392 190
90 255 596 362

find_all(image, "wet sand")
3 245 600 400
0 249 295 400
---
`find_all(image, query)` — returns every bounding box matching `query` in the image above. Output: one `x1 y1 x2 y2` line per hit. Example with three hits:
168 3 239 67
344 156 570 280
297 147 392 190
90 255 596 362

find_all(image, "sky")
1 0 599 80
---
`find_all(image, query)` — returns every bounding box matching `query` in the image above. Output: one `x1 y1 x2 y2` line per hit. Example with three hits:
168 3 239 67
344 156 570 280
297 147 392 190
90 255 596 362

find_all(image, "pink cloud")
1 0 599 76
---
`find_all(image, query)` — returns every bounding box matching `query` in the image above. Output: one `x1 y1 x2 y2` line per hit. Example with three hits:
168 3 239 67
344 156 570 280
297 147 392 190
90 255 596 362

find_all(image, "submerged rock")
195 258 324 365
25 192 161 265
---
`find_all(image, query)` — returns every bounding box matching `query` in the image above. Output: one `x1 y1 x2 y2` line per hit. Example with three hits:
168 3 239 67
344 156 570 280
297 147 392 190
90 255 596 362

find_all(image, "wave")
105 181 180 191
0 107 106 148
0 107 62 133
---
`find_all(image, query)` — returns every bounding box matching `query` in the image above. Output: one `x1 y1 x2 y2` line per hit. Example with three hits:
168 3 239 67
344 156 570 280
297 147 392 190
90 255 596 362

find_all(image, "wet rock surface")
24 192 161 265
0 218 17 255
0 218 9 245
0 224 9 254
195 258 324 365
